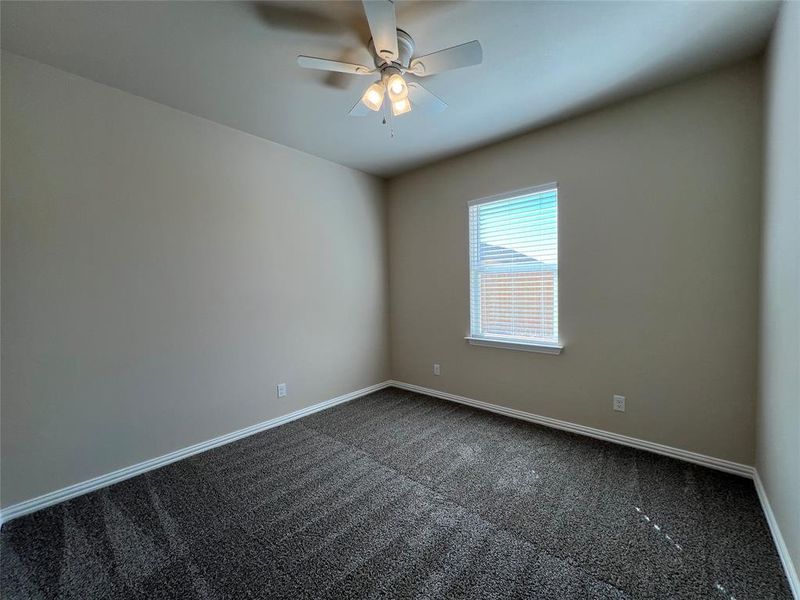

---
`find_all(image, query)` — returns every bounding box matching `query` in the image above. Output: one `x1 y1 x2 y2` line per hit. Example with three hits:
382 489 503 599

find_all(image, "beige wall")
758 0 800 577
388 60 763 466
0 53 389 508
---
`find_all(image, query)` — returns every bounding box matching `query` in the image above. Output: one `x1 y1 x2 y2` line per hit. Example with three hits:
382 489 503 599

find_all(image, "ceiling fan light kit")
391 97 412 116
297 0 483 123
386 72 408 102
361 82 386 112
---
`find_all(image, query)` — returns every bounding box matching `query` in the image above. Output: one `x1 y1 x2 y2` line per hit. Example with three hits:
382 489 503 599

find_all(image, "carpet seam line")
296 417 630 597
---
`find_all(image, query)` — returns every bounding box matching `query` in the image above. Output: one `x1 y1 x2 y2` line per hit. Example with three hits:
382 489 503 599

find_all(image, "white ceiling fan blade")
409 40 483 77
297 55 373 75
348 97 372 117
407 82 447 114
362 0 398 63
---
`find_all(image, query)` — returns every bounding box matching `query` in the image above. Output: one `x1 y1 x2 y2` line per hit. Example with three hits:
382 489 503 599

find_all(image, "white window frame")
465 183 563 355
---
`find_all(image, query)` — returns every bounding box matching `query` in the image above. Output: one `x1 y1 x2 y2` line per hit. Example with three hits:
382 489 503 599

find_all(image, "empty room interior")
1 0 798 598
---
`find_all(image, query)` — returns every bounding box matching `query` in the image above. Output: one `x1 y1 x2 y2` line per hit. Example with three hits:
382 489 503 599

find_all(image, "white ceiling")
1 1 779 177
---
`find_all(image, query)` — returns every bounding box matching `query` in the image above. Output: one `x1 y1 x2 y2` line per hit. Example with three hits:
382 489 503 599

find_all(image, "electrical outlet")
613 394 626 412
277 383 287 398
433 363 441 376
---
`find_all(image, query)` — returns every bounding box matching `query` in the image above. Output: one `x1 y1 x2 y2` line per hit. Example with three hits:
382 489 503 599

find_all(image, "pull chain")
382 104 395 139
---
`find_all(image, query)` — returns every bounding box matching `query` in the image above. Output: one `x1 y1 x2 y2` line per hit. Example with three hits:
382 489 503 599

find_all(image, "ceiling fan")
296 0 483 118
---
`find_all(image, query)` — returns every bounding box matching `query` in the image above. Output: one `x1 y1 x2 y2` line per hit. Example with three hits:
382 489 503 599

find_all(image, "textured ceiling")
1 1 780 177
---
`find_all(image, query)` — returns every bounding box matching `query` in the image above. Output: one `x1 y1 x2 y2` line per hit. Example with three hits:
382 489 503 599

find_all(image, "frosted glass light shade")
391 97 412 116
386 73 408 102
361 82 385 111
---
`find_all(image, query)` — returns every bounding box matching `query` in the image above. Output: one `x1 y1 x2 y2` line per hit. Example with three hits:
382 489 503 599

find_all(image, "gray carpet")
0 387 792 599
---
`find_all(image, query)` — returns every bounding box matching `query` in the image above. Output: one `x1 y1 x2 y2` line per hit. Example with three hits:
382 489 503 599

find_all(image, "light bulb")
386 73 408 102
361 82 385 112
391 97 412 116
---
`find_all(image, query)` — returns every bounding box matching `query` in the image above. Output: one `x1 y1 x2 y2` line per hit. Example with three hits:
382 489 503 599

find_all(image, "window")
467 183 561 354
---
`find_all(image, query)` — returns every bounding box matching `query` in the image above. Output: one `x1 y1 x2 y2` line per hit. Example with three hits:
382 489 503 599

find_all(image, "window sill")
465 336 563 355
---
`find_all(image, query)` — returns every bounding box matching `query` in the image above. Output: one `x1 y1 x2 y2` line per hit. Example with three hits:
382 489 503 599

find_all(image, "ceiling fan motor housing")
370 29 415 69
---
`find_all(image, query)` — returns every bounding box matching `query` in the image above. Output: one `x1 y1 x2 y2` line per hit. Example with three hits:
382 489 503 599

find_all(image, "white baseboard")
387 380 754 477
0 380 392 527
754 471 800 599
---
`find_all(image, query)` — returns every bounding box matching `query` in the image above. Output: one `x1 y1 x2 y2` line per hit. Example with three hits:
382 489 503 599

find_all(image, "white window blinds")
468 184 559 348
